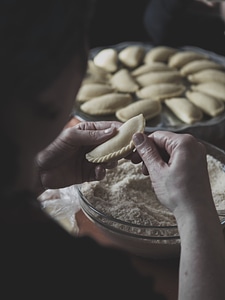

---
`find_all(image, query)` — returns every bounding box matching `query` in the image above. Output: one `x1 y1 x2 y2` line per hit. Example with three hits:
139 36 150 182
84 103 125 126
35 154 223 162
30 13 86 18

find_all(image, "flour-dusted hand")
132 131 213 215
132 130 225 300
35 121 121 194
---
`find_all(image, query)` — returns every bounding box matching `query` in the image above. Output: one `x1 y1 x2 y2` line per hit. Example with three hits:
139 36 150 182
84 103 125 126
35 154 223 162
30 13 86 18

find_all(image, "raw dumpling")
135 70 182 87
168 51 208 69
80 92 133 115
118 45 145 68
164 97 203 124
136 83 186 101
116 98 161 122
82 61 111 84
144 46 178 63
87 60 111 78
190 82 225 102
180 59 225 76
131 62 175 76
187 69 225 84
110 68 139 92
76 83 115 102
186 90 224 117
85 114 146 163
93 48 118 73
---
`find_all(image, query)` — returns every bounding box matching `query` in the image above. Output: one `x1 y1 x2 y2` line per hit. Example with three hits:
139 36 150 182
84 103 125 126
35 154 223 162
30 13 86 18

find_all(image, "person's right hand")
131 131 215 218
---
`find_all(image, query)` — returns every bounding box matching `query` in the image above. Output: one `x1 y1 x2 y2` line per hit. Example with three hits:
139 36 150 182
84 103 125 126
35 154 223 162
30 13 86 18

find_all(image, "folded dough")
187 69 225 84
136 83 186 101
110 68 139 92
116 98 161 122
180 59 225 76
135 70 182 87
80 92 133 115
131 62 175 76
118 45 145 68
76 83 115 102
168 51 208 69
186 90 224 117
191 82 225 102
93 48 118 73
85 114 146 163
164 97 203 124
87 60 111 78
144 46 178 63
82 61 111 84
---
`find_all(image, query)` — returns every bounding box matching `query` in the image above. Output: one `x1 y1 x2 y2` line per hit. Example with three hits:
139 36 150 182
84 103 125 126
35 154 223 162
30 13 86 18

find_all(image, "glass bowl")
78 140 225 259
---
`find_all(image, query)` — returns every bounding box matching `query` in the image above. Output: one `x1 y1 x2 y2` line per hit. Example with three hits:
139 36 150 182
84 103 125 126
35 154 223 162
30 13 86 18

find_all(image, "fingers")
62 121 122 147
84 162 118 182
132 132 167 176
90 165 106 181
104 160 118 169
150 131 203 160
75 120 122 131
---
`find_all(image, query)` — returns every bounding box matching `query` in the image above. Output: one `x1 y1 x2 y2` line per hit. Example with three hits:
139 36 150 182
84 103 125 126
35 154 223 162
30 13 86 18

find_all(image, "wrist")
174 201 220 232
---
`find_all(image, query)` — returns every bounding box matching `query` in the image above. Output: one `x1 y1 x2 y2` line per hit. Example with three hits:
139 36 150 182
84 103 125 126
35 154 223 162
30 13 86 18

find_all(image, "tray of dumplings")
73 41 225 141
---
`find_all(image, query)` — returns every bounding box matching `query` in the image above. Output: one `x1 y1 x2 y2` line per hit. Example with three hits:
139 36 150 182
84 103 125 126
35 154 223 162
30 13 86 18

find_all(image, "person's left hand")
35 121 121 194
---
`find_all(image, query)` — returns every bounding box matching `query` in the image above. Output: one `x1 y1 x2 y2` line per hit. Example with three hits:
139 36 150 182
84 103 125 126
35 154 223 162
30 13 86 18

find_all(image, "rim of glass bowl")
77 139 225 241
77 186 180 241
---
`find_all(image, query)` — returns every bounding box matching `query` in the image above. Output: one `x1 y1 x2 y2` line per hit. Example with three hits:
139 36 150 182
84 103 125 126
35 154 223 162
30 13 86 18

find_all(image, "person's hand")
131 131 215 218
35 121 121 194
131 133 225 300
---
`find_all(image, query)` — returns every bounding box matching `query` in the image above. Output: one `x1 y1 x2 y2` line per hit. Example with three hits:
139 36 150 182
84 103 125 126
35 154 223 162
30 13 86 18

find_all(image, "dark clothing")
89 0 150 47
144 0 225 56
0 193 165 300
90 0 225 56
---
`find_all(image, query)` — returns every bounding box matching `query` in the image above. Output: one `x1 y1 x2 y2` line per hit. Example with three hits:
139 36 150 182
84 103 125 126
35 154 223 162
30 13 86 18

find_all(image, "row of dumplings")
75 45 225 124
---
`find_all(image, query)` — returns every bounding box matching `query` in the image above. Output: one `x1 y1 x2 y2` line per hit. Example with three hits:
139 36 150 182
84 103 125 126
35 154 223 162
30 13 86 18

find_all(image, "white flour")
80 155 225 228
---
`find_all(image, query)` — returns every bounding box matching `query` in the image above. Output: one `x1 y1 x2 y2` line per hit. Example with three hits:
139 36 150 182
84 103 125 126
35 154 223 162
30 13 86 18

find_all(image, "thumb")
132 132 166 174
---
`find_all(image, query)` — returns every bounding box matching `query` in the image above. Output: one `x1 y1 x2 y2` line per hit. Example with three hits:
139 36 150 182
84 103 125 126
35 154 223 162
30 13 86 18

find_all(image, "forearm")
176 206 225 300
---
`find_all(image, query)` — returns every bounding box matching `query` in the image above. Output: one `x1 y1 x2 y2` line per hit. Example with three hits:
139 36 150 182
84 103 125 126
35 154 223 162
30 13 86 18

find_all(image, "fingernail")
133 133 145 145
104 125 114 134
93 166 105 181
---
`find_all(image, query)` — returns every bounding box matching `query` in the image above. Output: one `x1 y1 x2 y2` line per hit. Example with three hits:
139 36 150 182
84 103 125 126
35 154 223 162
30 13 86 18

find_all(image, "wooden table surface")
66 115 225 300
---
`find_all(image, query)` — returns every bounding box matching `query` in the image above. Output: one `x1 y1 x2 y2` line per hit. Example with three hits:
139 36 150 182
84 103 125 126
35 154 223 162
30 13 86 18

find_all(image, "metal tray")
73 41 225 142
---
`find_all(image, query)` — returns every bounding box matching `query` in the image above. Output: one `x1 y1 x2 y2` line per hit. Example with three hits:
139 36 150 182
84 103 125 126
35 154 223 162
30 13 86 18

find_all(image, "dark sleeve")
1 215 167 300
143 0 190 45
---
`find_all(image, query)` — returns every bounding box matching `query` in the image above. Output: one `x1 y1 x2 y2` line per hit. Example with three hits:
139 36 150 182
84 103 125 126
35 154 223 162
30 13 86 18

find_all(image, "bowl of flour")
78 141 225 259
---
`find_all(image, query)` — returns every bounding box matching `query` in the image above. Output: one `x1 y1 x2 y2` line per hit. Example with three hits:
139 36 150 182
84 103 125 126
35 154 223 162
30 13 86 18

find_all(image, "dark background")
89 0 150 48
89 0 225 56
